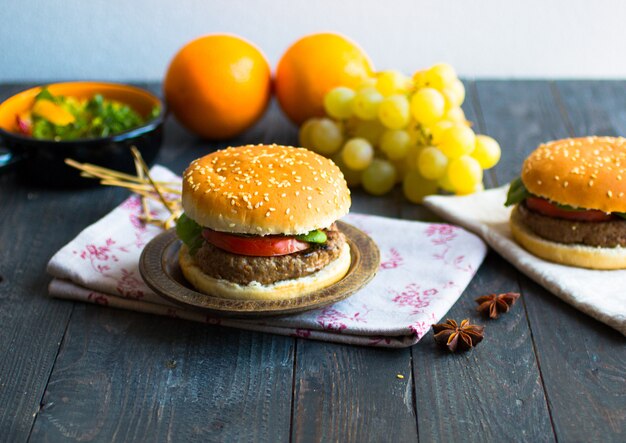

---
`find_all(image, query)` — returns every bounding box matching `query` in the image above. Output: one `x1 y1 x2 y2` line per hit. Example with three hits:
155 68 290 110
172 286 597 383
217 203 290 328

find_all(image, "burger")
175 144 352 300
505 136 626 269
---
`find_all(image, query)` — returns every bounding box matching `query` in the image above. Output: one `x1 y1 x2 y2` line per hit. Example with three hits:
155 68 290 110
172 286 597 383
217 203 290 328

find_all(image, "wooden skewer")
133 153 152 223
98 179 181 195
65 158 142 183
66 158 181 187
130 146 175 216
65 152 183 229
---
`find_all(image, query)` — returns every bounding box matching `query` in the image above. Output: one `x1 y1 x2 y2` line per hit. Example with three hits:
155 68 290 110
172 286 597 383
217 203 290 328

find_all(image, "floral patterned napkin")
47 166 487 348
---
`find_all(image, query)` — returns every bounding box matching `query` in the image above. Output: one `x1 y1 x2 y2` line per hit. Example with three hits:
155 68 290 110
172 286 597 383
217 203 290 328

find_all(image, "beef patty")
513 202 626 247
192 227 347 285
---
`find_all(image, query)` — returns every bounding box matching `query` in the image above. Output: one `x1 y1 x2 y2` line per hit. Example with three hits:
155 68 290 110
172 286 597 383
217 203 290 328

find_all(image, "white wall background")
2 0 626 81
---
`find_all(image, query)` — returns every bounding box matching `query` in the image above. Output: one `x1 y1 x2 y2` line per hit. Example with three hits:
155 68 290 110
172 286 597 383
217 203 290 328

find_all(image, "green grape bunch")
299 63 501 202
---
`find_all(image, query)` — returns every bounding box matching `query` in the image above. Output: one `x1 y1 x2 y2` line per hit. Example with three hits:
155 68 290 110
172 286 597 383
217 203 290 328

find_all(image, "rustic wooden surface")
0 81 625 443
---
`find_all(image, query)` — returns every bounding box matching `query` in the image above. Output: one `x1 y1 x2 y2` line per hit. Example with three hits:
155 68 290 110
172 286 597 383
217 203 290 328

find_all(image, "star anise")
432 318 484 352
475 292 520 319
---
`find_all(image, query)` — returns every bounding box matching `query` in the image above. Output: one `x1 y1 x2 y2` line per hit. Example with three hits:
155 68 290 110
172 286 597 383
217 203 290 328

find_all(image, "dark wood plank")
0 84 134 440
289 131 416 441
30 97 298 442
292 341 416 443
405 80 554 443
412 252 554 442
475 80 570 187
478 79 626 441
554 80 626 137
31 306 294 442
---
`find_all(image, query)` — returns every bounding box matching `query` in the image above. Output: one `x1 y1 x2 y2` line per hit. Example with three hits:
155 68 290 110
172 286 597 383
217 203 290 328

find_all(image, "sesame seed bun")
179 242 352 300
182 144 351 235
510 207 626 269
522 136 626 213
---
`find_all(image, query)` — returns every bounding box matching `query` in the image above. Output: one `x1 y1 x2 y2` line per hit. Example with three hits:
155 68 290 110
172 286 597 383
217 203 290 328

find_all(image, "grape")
441 79 465 109
351 118 385 145
447 155 483 193
332 152 362 187
405 144 423 171
472 135 501 169
443 107 466 123
324 87 356 119
309 118 343 155
410 87 445 125
359 77 378 88
341 138 374 170
299 118 318 149
424 63 457 90
391 157 409 182
362 159 397 195
456 182 484 195
429 120 453 145
380 129 411 160
412 70 428 89
376 70 410 96
378 94 410 129
439 125 476 158
403 170 439 203
352 87 383 120
418 147 448 180
438 172 456 192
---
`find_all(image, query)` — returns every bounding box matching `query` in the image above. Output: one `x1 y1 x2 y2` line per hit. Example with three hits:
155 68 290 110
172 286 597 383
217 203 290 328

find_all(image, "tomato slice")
525 197 615 222
202 230 310 256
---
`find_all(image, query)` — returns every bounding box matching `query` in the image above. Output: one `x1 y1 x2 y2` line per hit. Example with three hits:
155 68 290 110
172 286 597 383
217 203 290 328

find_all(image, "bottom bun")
510 206 626 270
179 242 352 300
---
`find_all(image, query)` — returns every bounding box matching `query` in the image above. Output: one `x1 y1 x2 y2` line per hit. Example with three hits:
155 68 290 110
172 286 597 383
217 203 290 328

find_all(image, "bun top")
182 144 351 235
522 136 626 213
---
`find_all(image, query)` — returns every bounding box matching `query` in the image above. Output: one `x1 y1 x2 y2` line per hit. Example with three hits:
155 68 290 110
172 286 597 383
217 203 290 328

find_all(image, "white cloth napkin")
423 186 626 336
46 166 487 348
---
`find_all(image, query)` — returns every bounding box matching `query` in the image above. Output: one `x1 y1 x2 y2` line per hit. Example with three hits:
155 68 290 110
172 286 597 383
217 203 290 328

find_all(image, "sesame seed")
265 211 271 217
608 190 613 198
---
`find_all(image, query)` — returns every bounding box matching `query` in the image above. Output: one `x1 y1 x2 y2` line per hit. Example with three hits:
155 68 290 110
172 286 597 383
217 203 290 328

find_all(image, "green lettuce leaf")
175 213 204 255
295 229 327 244
504 177 530 206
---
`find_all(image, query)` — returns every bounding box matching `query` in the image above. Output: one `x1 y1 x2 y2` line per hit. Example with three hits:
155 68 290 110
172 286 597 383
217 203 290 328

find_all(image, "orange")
164 34 271 140
275 33 374 125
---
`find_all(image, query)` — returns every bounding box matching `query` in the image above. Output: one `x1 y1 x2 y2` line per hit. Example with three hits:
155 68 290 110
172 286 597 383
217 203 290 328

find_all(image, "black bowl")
0 82 165 187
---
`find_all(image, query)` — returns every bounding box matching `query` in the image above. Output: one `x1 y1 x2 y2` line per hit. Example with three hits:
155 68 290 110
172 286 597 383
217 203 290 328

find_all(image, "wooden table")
1 81 625 442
